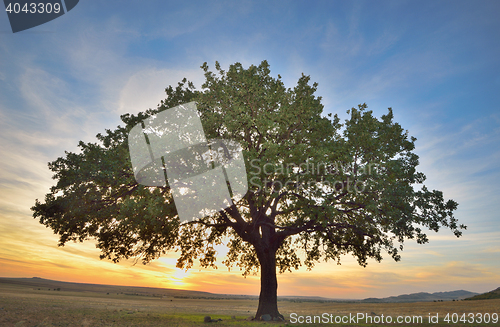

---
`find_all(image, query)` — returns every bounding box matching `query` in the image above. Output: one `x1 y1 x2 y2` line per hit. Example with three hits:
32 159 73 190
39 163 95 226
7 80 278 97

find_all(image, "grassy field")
0 283 498 326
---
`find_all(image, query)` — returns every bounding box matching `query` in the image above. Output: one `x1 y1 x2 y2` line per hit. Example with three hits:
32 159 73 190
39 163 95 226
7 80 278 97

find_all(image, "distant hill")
0 277 256 300
360 290 478 303
0 277 480 303
464 287 500 300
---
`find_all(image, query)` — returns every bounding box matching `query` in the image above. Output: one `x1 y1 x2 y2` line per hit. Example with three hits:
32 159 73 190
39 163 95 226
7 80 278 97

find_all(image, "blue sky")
0 0 499 299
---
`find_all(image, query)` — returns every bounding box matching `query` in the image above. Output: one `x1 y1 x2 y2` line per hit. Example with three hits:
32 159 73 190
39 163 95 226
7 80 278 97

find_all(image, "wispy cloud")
117 68 204 115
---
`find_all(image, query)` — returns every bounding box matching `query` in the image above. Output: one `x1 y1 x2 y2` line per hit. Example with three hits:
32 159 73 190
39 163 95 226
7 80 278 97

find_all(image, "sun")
171 268 191 287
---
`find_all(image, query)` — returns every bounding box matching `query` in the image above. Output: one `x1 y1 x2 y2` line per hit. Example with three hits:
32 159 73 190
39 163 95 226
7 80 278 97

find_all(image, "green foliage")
32 60 465 277
465 288 500 300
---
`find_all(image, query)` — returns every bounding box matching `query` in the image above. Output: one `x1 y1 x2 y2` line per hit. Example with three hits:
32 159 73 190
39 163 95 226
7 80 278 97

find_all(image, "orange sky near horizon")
1 205 498 300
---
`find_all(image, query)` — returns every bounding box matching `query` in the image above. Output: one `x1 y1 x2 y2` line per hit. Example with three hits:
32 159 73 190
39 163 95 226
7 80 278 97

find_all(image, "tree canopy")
32 60 465 320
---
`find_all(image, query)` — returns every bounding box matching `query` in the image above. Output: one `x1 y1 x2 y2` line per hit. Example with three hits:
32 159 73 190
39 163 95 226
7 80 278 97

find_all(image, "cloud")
403 261 499 285
388 108 500 247
117 68 204 115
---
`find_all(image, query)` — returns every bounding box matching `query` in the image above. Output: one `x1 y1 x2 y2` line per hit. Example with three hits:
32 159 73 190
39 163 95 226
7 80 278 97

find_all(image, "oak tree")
32 60 465 320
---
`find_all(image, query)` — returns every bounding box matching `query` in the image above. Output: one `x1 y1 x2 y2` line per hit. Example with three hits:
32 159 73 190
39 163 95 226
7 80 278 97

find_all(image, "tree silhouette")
32 60 465 320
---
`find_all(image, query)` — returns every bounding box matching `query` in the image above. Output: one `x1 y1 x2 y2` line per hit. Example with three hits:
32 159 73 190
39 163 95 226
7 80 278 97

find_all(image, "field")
0 282 499 326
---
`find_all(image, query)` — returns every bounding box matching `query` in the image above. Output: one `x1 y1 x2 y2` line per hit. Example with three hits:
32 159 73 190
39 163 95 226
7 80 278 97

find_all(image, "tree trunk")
254 248 284 321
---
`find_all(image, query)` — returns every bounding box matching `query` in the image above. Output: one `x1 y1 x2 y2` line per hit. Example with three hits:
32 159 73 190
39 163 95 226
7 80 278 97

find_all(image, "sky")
0 0 499 300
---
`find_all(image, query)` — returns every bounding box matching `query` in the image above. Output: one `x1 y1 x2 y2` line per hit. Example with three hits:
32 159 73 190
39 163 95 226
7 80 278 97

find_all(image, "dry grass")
0 283 498 326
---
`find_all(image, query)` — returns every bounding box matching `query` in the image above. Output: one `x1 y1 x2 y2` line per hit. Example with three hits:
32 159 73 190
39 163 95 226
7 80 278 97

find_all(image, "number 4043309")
443 312 498 324
5 2 62 14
